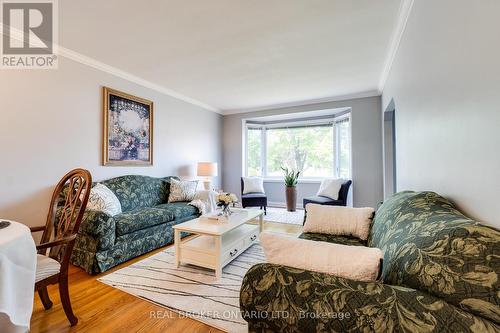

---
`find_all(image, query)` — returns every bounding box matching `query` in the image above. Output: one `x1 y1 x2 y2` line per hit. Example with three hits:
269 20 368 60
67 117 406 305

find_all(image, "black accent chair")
303 180 352 223
241 178 267 215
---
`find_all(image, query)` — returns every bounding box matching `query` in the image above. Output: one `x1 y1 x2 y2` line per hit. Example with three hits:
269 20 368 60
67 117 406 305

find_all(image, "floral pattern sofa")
240 191 500 332
69 175 199 274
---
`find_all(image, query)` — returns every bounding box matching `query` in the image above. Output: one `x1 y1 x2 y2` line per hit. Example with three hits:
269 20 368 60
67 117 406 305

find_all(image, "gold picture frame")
102 87 153 166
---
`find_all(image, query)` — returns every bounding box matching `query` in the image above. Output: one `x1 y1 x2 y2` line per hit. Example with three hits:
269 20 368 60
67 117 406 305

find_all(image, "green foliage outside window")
246 120 350 179
267 126 334 177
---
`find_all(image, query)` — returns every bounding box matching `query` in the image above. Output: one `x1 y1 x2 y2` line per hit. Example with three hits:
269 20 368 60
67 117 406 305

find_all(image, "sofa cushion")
299 232 367 247
241 263 500 333
369 191 500 324
113 207 173 236
242 192 266 199
101 175 178 212
154 202 199 220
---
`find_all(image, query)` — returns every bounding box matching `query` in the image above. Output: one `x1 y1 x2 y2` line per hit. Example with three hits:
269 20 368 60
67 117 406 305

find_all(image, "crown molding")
58 47 221 113
378 0 414 93
1 24 220 113
4 1 410 116
221 90 380 115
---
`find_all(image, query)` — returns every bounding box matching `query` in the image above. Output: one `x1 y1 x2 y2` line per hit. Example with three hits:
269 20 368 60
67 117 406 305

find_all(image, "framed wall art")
102 87 153 166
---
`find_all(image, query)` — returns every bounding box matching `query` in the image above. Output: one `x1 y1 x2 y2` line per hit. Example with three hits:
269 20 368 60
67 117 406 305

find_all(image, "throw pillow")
83 183 122 216
260 232 383 282
242 177 265 194
316 178 345 200
168 179 198 202
303 204 375 240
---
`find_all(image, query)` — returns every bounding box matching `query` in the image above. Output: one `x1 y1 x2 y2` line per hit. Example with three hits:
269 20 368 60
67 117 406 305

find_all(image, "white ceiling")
59 1 402 114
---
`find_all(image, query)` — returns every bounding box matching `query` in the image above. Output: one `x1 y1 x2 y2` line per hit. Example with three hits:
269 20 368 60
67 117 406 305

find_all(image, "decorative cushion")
168 179 198 203
316 178 344 200
36 254 61 282
84 183 122 216
303 204 374 240
242 177 265 194
113 207 173 236
260 232 383 282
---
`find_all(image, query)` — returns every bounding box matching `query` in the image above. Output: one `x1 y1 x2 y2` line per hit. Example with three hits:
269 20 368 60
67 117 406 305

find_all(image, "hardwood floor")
30 221 302 333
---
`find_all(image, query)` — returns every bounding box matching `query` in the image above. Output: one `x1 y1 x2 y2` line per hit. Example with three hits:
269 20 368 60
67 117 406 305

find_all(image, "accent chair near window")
241 177 267 215
302 180 352 223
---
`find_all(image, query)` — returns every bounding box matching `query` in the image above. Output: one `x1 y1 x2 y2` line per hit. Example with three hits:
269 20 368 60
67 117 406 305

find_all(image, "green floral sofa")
240 191 500 332
69 175 199 274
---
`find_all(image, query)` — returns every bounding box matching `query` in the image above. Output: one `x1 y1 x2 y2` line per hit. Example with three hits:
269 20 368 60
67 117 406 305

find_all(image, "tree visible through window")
266 126 333 177
246 117 351 179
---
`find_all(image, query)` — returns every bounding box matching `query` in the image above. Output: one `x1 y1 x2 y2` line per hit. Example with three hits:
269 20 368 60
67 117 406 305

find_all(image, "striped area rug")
98 243 265 333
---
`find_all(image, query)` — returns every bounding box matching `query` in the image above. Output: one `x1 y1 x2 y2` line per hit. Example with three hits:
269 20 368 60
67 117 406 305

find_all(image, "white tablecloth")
0 220 36 333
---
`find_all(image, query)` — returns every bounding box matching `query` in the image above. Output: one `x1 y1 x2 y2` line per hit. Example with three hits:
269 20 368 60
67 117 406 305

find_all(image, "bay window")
245 115 351 179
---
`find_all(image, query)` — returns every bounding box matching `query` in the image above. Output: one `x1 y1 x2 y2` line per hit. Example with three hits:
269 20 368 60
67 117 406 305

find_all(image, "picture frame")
102 87 153 166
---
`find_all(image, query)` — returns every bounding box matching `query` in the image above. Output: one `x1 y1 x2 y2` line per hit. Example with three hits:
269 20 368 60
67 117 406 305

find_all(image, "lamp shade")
197 162 218 177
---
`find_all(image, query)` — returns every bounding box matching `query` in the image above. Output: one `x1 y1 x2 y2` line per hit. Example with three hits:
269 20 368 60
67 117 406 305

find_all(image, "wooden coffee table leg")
174 229 181 268
259 212 264 232
215 235 222 279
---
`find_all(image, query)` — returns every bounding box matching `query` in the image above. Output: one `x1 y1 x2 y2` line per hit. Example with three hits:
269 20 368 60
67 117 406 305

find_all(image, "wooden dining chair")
30 168 92 326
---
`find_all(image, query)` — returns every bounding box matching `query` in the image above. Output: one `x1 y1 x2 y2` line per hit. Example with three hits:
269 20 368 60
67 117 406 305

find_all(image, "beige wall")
382 0 500 227
0 57 222 230
222 96 383 208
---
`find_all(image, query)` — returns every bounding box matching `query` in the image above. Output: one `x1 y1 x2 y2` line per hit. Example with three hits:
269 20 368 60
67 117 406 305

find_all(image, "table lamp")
197 162 218 190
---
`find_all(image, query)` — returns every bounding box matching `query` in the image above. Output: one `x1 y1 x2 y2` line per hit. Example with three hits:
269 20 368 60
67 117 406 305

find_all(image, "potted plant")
281 167 300 212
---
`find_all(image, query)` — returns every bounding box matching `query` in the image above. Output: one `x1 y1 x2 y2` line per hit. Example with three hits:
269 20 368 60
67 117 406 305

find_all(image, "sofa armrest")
78 210 116 248
240 263 498 333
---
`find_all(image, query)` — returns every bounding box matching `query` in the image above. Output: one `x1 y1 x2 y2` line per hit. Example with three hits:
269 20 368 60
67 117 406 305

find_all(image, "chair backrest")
338 180 352 204
40 168 92 263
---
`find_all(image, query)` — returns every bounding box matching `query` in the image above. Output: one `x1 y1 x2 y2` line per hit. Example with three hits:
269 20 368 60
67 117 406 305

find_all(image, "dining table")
0 219 37 333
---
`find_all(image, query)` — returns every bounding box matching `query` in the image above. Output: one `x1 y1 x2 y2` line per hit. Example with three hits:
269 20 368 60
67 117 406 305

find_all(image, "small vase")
285 186 297 212
221 204 232 217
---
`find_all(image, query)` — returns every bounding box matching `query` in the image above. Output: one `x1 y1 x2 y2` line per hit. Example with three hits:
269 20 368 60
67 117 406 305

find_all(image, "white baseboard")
268 201 304 210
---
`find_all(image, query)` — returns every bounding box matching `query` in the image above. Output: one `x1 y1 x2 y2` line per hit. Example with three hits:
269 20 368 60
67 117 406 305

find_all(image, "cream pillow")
242 177 265 194
84 183 122 216
303 204 375 240
317 178 344 200
260 232 383 282
168 179 198 202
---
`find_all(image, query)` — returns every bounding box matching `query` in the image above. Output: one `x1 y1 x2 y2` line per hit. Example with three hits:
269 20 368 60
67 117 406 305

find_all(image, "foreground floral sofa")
240 191 500 332
68 175 199 274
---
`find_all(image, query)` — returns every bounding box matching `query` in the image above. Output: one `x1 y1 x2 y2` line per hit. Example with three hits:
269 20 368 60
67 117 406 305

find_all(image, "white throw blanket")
188 190 218 215
260 232 383 282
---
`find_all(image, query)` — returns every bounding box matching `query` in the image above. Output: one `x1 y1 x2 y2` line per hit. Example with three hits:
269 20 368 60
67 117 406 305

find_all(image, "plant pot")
285 186 297 212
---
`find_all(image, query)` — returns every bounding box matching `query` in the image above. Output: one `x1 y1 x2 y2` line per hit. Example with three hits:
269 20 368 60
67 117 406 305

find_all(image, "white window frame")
243 114 352 182
333 113 352 179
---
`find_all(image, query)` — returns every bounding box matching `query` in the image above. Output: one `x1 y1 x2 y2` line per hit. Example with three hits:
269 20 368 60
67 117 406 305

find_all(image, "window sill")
263 178 322 184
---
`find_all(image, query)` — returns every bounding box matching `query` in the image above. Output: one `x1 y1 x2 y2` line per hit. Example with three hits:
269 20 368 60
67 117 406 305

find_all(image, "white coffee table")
172 209 264 279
